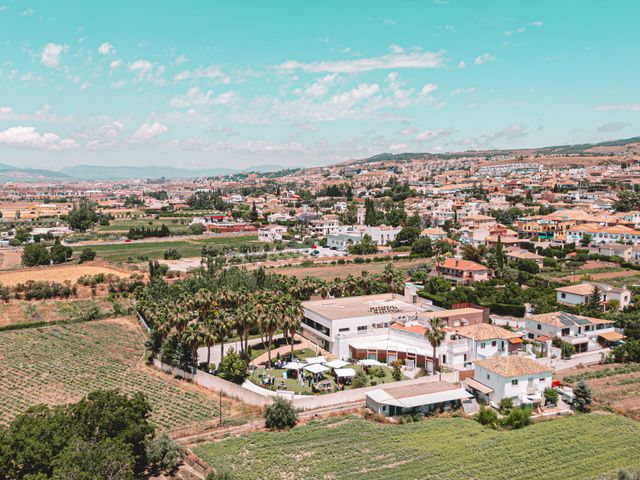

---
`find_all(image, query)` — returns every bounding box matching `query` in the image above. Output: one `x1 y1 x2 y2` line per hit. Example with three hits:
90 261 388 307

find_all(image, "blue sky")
0 0 638 170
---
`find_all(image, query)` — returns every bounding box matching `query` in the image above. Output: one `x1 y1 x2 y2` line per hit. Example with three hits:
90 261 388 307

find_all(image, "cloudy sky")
0 0 638 170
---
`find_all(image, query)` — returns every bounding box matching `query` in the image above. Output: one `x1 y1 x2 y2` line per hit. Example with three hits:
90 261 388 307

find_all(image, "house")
589 243 632 262
444 323 522 369
525 311 616 353
421 227 448 241
506 248 545 266
555 282 631 310
258 225 287 242
309 215 341 237
433 258 490 285
366 381 472 417
366 225 402 246
467 355 552 406
566 224 640 245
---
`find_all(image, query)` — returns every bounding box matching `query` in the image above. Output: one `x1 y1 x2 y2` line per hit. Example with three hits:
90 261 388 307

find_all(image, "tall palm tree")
213 311 232 362
285 297 303 360
235 297 256 358
424 318 446 374
316 279 330 299
200 320 217 366
181 323 202 371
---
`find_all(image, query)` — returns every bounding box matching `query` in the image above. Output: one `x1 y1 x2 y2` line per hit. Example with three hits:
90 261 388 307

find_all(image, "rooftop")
302 294 417 321
529 311 614 328
455 323 520 341
475 355 552 377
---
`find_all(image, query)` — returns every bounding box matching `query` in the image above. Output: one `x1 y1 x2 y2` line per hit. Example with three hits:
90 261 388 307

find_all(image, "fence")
152 358 273 408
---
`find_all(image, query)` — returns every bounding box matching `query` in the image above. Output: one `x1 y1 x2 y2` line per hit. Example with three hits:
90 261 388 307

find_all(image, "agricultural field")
87 234 259 263
559 363 640 420
194 414 640 480
0 317 256 431
0 262 131 286
97 217 194 233
277 257 429 281
0 297 134 329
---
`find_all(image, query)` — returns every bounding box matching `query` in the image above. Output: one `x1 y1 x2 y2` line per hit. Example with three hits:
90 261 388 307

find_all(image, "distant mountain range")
345 135 640 165
0 163 288 182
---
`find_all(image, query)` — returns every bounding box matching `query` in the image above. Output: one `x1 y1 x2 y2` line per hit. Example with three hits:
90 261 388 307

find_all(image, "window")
539 377 545 382
491 341 497 347
338 327 350 333
357 325 367 332
561 293 566 299
486 374 490 380
480 342 486 349
537 324 542 330
511 379 519 386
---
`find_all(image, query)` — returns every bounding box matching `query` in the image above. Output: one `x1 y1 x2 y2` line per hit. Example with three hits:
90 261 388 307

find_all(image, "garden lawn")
194 414 640 480
0 317 253 431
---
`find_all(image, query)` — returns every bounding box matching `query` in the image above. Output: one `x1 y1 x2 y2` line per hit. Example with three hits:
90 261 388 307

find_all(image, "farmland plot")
194 415 640 480
0 317 253 431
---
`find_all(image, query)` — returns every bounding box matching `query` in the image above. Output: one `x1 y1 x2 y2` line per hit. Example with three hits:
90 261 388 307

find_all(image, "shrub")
501 406 532 429
264 397 298 430
573 380 593 412
474 406 499 428
544 387 559 406
561 342 576 359
164 248 182 260
351 367 369 388
498 397 513 414
207 470 234 480
146 433 184 473
391 360 403 381
22 243 50 266
79 248 96 263
217 348 247 384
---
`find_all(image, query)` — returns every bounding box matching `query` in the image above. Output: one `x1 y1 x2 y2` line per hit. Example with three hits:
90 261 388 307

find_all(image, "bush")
146 433 184 473
217 348 247 384
207 470 235 480
79 248 96 263
544 387 559 406
498 397 513 414
561 342 576 359
501 406 532 429
391 360 403 381
22 243 50 266
475 406 499 428
351 367 369 388
164 248 182 260
264 397 298 430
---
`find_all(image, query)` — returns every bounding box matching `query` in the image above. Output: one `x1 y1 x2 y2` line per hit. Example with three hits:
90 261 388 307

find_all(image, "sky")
0 0 638 171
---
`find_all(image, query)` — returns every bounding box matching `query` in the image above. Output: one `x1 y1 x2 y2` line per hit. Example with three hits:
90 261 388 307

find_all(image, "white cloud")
389 143 408 151
0 126 79 150
169 87 236 109
128 59 153 77
41 43 66 68
596 103 640 112
415 127 454 142
450 87 475 96
389 44 404 53
109 59 122 69
294 74 338 98
276 50 444 73
458 60 466 68
130 122 168 142
474 53 495 65
111 80 127 89
174 54 188 65
420 83 437 97
398 127 416 136
21 7 33 16
530 21 543 27
294 122 319 131
98 42 114 55
486 122 528 140
165 138 305 154
174 65 226 82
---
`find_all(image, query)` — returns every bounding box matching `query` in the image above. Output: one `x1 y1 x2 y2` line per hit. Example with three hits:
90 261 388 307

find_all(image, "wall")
152 358 273 408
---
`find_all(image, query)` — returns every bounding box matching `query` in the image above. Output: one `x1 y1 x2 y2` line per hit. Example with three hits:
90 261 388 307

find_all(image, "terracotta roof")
455 323 520 341
390 323 427 336
439 258 487 272
475 355 552 377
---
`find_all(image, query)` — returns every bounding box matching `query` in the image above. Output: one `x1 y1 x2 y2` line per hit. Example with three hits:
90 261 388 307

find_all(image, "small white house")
258 225 287 242
444 323 522 369
555 282 631 310
468 355 552 407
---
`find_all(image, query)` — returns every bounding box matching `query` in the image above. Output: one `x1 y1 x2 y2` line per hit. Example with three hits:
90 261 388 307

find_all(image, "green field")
98 218 193 233
0 318 254 431
194 415 640 480
88 234 259 262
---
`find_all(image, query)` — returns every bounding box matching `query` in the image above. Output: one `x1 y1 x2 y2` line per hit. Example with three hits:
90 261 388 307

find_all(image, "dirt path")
0 248 23 270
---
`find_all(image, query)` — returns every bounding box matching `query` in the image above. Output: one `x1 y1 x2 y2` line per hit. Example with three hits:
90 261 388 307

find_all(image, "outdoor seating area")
249 350 402 395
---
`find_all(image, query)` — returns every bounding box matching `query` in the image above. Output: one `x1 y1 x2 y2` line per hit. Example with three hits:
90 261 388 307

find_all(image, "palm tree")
213 312 232 362
316 280 330 299
424 318 446 374
181 323 202 371
285 297 303 360
200 320 217 367
235 297 256 359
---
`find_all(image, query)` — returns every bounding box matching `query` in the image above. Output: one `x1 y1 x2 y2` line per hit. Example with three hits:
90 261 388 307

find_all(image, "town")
2 137 640 479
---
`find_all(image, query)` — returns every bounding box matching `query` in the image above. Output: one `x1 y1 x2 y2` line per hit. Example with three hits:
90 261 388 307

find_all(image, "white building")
555 282 631 310
258 225 287 242
366 225 402 246
525 311 616 354
468 356 552 406
445 323 522 369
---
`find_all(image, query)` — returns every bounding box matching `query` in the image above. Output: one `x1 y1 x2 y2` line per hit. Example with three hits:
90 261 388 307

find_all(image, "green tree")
51 437 135 480
68 200 100 232
217 348 247 384
22 243 50 266
393 226 420 247
474 405 499 428
50 241 72 264
364 198 378 226
544 387 559 406
573 380 593 412
424 318 446 373
351 367 369 388
411 236 433 257
501 406 532 429
145 433 183 474
264 397 298 430
580 233 593 247
78 248 96 263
